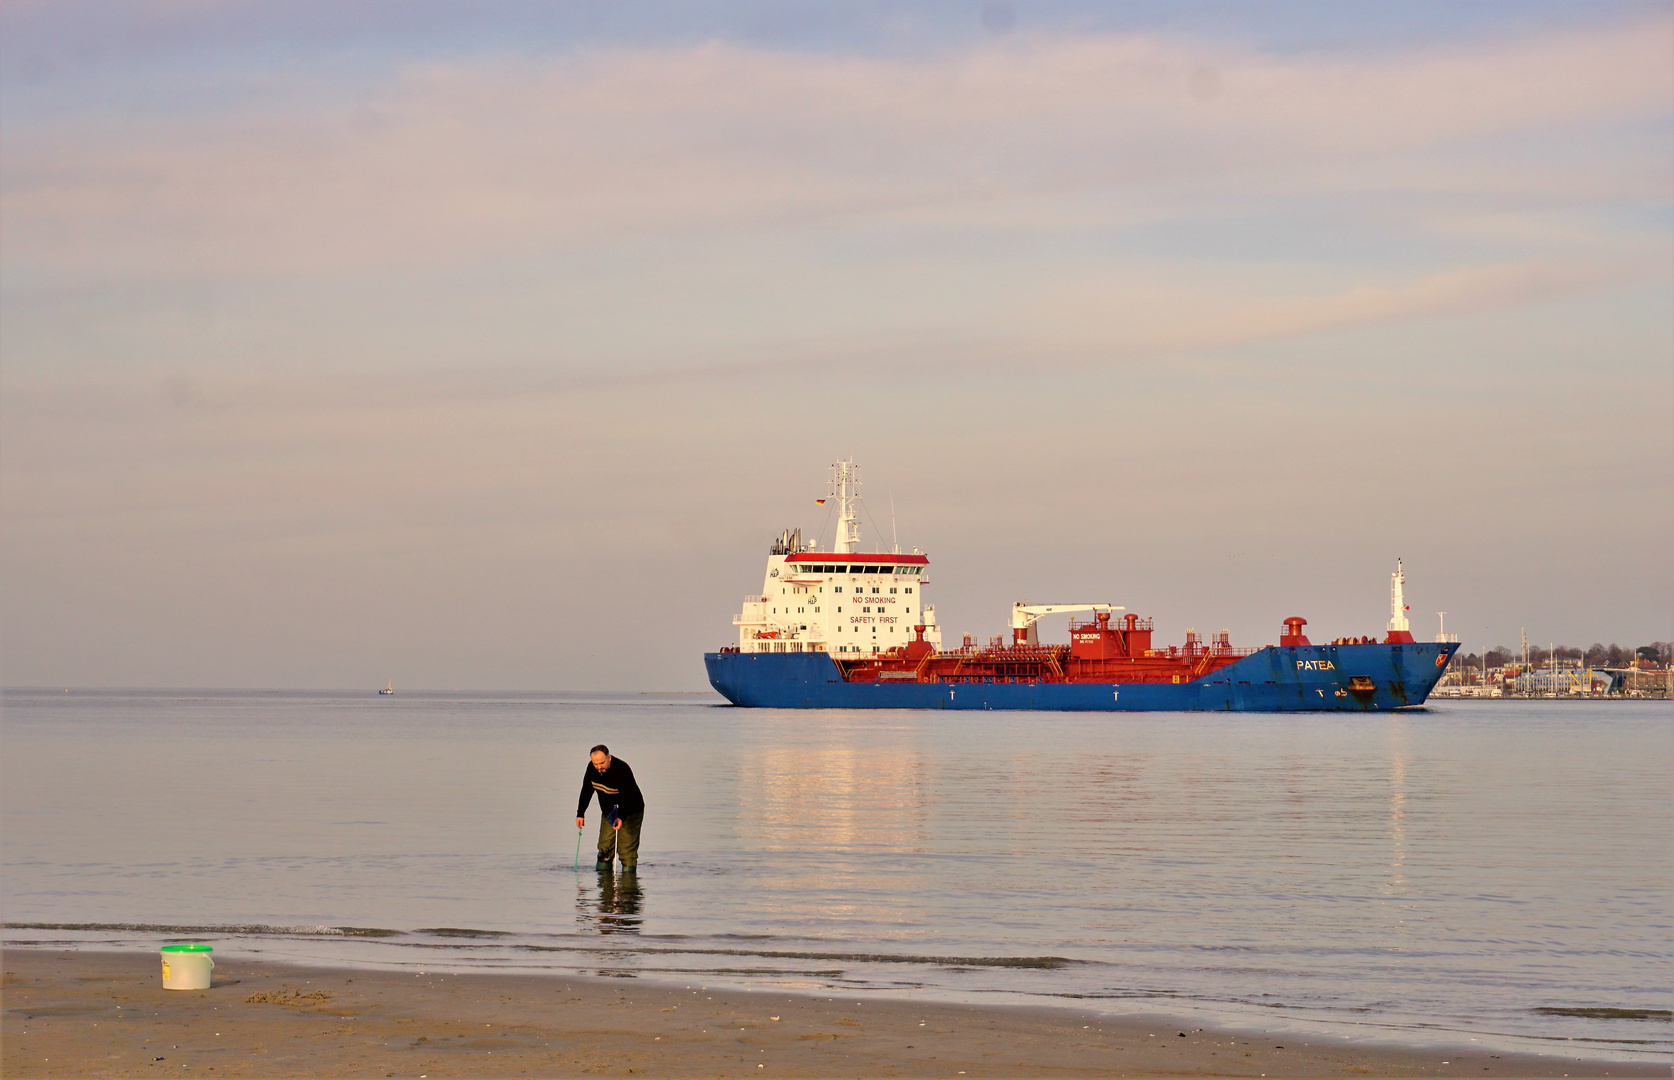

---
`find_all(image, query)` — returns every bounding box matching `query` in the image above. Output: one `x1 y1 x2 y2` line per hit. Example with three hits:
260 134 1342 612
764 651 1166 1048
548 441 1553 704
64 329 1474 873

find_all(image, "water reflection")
735 736 928 852
579 867 643 936
1387 718 1408 894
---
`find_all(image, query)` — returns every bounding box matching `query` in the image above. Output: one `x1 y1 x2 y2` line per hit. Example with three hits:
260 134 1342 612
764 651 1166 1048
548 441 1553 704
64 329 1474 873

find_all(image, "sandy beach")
3 949 1660 1079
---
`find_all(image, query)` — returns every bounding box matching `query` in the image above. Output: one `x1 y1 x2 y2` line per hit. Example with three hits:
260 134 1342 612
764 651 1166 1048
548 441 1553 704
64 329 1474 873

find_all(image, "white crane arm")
1010 602 1123 631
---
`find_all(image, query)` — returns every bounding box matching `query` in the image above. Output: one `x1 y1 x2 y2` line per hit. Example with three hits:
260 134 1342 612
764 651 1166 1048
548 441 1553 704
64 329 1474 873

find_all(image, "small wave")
1534 1007 1671 1022
514 942 1075 969
3 921 406 939
337 926 406 937
5 923 1065 970
418 927 515 939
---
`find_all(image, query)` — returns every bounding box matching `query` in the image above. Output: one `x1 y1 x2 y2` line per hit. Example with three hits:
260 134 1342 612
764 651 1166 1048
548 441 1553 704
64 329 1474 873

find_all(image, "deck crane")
1011 602 1123 646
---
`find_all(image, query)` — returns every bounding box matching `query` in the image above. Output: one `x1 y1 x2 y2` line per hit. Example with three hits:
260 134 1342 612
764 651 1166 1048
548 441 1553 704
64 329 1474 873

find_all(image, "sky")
3 1 1670 690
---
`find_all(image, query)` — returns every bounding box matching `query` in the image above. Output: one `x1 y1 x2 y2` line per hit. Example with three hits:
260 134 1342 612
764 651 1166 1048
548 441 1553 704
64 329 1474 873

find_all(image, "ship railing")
1169 644 1263 659
1069 617 1155 632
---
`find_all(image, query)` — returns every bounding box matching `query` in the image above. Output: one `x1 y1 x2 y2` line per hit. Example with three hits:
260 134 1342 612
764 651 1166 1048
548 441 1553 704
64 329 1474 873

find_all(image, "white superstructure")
732 460 941 655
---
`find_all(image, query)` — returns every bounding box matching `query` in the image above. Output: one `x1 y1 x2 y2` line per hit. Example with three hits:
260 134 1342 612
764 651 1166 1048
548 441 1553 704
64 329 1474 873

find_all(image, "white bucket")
160 944 213 990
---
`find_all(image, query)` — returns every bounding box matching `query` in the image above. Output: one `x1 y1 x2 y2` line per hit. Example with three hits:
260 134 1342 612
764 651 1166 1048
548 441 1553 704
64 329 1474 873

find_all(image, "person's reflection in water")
584 866 644 935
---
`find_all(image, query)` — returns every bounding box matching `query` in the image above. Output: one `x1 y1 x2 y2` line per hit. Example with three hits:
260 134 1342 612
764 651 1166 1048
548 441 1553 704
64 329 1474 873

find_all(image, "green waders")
596 811 643 870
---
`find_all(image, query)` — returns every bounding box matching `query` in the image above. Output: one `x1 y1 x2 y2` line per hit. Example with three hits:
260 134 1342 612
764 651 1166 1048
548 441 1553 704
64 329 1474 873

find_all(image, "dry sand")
2 949 1660 1078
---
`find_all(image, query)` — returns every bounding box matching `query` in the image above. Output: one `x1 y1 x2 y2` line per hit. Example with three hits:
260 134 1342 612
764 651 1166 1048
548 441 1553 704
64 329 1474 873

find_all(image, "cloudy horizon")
3 1 1669 689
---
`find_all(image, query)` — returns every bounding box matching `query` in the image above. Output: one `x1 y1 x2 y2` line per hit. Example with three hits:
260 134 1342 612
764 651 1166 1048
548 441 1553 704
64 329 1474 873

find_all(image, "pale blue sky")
3 2 1669 688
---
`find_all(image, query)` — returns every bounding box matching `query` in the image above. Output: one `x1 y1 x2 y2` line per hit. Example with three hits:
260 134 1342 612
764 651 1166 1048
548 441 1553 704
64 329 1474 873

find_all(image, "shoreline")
5 949 1663 1078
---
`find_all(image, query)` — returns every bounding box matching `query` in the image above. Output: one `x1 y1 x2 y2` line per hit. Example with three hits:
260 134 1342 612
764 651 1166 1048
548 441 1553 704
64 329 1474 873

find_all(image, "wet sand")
3 949 1659 1078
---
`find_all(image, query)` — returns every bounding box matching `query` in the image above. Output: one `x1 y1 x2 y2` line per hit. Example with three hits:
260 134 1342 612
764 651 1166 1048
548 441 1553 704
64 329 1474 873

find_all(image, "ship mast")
832 458 861 553
1388 558 1410 635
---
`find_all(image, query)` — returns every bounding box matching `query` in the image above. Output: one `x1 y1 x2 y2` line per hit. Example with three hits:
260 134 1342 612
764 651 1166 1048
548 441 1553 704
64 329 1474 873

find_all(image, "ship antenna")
832 458 861 554
890 491 899 555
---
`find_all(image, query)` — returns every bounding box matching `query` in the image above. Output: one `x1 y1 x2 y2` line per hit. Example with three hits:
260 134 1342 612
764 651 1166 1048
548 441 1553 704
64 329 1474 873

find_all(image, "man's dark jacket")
577 757 645 819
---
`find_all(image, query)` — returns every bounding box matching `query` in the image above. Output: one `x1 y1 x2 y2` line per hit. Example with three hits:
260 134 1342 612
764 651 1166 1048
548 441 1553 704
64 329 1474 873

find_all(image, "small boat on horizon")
379 680 394 695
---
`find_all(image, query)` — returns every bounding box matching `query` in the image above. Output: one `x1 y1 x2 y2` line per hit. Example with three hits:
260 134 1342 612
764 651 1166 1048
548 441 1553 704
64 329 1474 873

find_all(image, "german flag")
815 499 827 506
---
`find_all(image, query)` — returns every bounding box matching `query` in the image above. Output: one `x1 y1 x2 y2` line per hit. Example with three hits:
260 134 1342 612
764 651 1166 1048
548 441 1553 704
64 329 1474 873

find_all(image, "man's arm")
576 770 596 827
615 761 644 812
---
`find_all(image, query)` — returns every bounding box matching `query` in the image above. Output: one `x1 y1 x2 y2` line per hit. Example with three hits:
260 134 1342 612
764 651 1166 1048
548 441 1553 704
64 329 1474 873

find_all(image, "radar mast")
831 459 861 553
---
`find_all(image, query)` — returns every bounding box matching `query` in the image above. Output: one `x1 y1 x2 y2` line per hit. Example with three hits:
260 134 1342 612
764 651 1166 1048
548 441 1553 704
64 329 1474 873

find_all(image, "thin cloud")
1026 257 1662 359
4 16 1668 283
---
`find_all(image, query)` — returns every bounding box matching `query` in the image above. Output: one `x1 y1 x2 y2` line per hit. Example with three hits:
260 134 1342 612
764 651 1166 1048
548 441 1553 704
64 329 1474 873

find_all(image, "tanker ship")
704 461 1458 711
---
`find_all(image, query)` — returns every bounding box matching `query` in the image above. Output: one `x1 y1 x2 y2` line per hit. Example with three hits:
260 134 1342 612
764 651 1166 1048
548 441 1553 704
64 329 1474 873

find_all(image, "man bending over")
576 744 645 873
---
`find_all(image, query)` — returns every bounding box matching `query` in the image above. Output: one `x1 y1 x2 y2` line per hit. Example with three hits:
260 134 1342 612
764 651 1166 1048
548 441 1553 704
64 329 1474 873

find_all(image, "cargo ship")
705 461 1459 711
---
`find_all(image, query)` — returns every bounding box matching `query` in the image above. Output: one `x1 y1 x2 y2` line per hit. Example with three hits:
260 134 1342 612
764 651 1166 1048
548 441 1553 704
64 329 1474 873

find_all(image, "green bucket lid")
160 943 213 953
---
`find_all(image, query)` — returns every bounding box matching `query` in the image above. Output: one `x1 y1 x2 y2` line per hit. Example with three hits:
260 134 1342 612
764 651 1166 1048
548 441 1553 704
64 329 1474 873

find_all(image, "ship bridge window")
878 566 895 575
847 565 864 573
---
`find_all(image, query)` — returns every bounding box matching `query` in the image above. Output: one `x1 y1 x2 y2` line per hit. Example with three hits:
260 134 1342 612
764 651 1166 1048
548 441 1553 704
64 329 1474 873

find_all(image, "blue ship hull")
705 641 1459 711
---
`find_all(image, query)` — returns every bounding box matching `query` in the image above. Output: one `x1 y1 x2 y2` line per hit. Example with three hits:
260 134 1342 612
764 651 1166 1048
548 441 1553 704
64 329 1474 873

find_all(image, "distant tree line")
1451 642 1671 670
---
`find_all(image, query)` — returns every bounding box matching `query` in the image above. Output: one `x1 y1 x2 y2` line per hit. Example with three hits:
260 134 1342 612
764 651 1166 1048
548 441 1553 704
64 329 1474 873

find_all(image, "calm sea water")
3 690 1668 1061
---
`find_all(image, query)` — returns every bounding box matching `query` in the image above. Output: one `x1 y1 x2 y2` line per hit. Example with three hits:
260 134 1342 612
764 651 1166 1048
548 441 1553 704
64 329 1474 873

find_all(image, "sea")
2 689 1668 1063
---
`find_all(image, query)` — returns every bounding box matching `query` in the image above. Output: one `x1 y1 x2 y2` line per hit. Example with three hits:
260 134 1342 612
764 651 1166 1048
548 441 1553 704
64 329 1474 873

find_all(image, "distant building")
1510 668 1610 696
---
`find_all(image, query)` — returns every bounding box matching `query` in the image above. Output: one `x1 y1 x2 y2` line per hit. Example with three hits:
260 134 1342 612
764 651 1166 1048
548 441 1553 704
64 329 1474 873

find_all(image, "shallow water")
3 689 1668 1060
